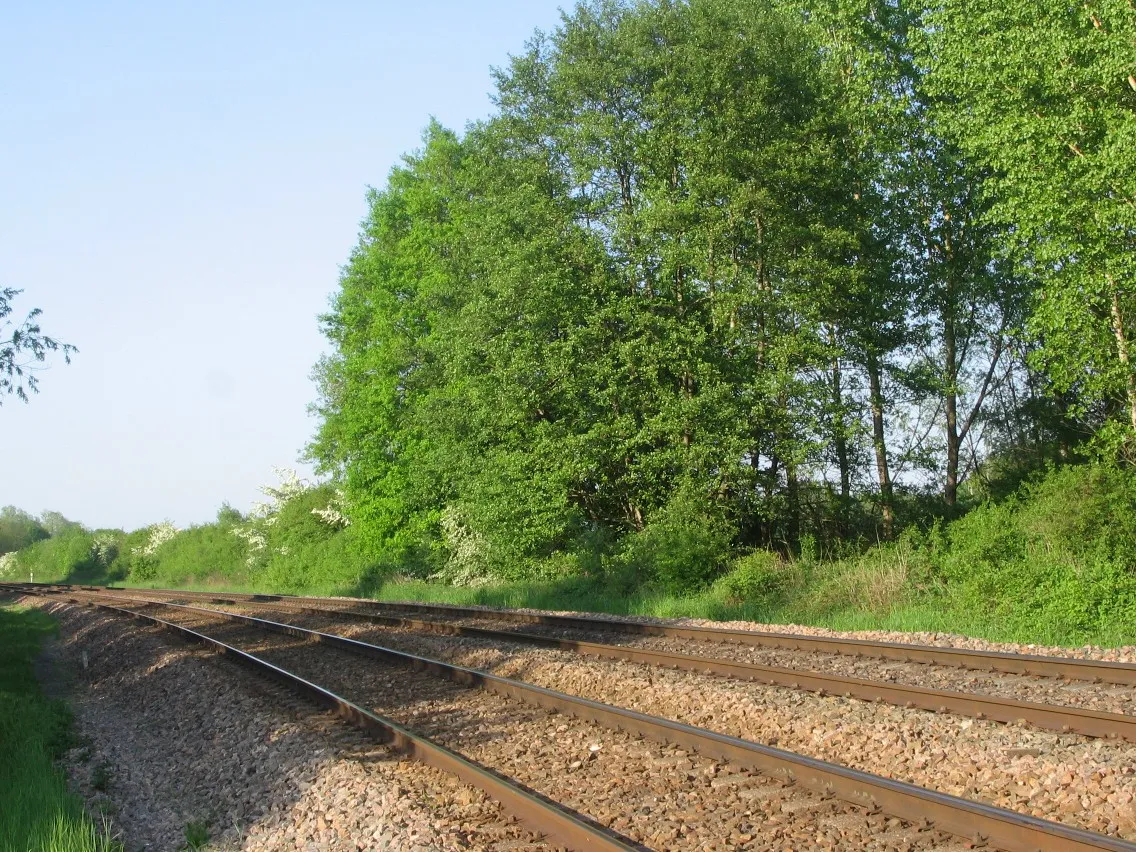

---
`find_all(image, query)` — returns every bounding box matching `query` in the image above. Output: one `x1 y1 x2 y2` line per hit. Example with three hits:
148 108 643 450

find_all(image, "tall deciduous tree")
925 0 1136 444
308 123 465 561
313 0 858 570
0 507 49 554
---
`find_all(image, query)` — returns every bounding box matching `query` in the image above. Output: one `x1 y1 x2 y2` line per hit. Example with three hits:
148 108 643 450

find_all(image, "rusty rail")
75 586 1136 743
27 586 1136 852
16 588 638 851
71 583 1136 686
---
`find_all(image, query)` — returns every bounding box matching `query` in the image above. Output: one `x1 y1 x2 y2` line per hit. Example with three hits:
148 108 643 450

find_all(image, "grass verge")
360 573 1136 648
0 601 120 852
91 564 1136 649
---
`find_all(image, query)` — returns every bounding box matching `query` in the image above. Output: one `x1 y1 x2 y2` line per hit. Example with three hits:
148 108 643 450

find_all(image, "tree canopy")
307 0 1136 587
0 507 49 555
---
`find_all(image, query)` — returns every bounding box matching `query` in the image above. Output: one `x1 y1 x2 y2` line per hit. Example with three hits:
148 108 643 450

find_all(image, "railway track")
69 583 1136 685
9 583 1136 852
50 584 1136 742
12 587 633 850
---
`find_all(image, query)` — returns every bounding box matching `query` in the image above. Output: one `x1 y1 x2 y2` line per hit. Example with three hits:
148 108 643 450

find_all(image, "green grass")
182 819 209 851
361 576 958 630
356 570 1136 648
0 602 120 852
87 554 1136 649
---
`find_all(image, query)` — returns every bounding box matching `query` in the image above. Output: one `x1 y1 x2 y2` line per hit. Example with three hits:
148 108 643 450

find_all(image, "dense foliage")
0 506 49 555
8 461 1136 644
926 0 1136 449
305 0 1136 590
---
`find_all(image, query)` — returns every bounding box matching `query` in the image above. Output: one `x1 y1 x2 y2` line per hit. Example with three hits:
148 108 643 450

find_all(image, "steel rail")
71 586 1136 743
19 588 638 852
36 586 1136 852
72 583 1136 687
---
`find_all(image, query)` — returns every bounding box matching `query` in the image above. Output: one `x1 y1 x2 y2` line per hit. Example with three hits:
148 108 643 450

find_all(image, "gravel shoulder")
448 619 1136 715
330 597 1136 664
23 596 548 851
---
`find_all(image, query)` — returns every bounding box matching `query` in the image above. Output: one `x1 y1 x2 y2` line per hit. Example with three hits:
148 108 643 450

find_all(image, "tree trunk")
944 303 960 506
786 459 801 551
831 352 851 502
762 452 780 548
1110 287 1136 431
941 220 961 506
866 352 895 539
831 351 851 537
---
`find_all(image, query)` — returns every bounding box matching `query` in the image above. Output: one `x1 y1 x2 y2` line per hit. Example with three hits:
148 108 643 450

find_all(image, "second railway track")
62 584 1136 741
12 584 1136 852
129 586 1135 685
68 583 1136 685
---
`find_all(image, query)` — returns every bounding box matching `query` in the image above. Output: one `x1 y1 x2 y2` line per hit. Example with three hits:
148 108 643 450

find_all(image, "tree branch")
958 313 1009 443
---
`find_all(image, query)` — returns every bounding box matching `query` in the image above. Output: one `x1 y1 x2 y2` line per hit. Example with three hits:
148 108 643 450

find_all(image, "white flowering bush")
231 468 350 569
311 488 350 529
231 524 268 566
7 468 365 594
0 551 18 579
134 521 179 558
231 468 307 566
126 521 179 580
91 531 119 567
249 467 310 525
429 505 492 586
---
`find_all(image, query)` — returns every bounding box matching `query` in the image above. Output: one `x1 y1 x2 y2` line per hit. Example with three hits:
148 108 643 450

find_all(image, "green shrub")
145 523 248 587
13 529 101 583
619 490 736 594
1015 464 1136 562
934 463 1136 642
712 550 786 607
257 524 369 594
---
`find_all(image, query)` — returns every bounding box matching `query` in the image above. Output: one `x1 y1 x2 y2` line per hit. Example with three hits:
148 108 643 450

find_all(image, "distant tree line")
305 0 1135 584
0 507 81 556
2 473 364 595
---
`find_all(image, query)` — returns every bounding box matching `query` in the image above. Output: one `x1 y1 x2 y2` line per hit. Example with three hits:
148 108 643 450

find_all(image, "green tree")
1 288 76 403
804 0 1026 508
903 149 1026 505
0 507 49 554
38 511 83 538
925 0 1136 445
788 0 924 536
309 123 465 565
312 0 858 574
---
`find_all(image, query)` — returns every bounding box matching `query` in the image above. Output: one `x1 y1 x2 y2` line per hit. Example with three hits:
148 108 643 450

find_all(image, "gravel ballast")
141 602 973 851
456 618 1136 715
24 597 549 851
216 604 1136 843
113 589 1136 713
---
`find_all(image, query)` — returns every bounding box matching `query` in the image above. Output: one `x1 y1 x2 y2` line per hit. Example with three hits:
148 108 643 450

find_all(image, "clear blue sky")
2 1 569 531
